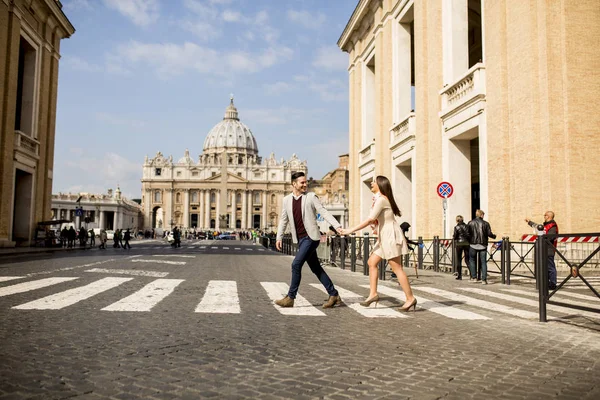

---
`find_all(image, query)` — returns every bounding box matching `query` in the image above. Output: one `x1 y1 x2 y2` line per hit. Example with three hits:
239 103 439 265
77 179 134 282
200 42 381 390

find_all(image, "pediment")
226 172 248 183
204 173 223 182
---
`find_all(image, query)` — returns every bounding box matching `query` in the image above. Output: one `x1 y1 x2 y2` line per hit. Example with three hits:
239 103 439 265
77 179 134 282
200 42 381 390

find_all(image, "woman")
340 176 417 311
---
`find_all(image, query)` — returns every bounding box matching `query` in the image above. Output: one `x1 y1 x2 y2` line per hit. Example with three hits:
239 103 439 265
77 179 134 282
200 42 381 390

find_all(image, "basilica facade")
141 98 307 231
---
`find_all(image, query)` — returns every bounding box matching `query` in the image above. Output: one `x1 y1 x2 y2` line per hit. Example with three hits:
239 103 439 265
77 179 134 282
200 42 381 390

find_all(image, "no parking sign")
437 181 453 198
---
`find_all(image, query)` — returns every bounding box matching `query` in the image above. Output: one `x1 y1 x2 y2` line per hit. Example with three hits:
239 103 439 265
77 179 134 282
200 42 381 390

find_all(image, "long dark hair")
376 175 401 217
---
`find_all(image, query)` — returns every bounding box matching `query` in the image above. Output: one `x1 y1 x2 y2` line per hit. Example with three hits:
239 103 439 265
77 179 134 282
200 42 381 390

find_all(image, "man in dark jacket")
123 229 131 250
467 209 496 284
453 215 470 280
526 211 558 290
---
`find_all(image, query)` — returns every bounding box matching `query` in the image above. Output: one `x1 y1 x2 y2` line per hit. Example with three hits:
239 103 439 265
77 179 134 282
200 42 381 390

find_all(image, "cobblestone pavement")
0 240 598 399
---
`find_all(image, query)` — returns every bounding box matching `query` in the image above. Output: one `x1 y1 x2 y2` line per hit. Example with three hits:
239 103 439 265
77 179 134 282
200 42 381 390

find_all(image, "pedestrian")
274 171 344 309
467 209 497 284
525 211 558 290
61 227 68 248
453 215 470 280
99 229 107 249
123 229 131 250
89 229 95 247
118 229 125 248
68 226 76 248
341 175 417 311
113 229 120 248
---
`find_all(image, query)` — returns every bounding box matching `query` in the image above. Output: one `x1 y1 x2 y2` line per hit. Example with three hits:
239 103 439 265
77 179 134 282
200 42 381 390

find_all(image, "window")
254 192 260 204
271 194 276 204
155 168 162 176
254 172 261 178
211 193 216 203
237 172 242 177
271 173 276 179
211 172 216 177
236 193 242 203
192 171 199 177
176 171 181 177
15 36 37 137
154 190 161 203
176 193 181 203
191 191 198 203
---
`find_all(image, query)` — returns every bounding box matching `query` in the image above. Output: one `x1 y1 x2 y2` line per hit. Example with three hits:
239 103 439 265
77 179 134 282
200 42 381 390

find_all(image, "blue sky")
55 0 356 199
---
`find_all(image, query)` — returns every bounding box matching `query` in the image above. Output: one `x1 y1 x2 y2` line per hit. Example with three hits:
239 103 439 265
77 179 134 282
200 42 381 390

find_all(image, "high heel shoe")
359 295 379 307
400 298 417 312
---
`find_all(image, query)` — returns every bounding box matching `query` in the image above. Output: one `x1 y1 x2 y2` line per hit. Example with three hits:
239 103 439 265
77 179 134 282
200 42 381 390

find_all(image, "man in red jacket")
526 211 558 290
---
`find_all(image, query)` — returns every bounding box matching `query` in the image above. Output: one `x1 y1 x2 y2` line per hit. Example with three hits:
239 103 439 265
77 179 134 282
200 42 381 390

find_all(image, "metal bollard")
363 232 370 275
350 235 356 272
500 237 506 284
452 239 457 275
433 236 440 272
506 237 511 285
536 234 548 322
418 236 423 270
340 236 346 270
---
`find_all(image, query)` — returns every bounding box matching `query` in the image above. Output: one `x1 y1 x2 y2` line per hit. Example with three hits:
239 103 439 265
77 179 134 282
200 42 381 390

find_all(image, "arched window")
176 192 181 203
254 192 260 204
154 190 161 203
236 193 242 203
211 192 216 203
271 194 276 204
191 191 198 203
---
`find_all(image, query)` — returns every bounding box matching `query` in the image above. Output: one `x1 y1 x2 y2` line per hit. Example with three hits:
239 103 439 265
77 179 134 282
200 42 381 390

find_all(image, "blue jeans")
469 249 488 281
548 255 557 286
288 236 338 299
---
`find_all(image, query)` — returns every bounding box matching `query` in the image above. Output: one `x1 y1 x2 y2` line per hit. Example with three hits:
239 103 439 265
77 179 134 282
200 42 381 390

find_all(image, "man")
452 215 470 280
525 211 558 290
275 171 344 308
467 209 496 284
123 229 131 250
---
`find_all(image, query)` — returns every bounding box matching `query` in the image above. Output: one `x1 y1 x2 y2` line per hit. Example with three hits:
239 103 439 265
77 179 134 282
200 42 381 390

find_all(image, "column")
442 0 469 84
165 189 173 229
183 189 190 228
113 211 118 230
215 191 221 230
241 189 247 229
75 215 81 229
199 190 205 229
230 190 237 229
262 191 268 230
99 210 105 230
247 190 253 229
205 190 211 229
144 189 151 228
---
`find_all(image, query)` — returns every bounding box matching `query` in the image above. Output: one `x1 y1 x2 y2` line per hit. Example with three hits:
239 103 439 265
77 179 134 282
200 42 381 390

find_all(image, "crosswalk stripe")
0 276 25 283
223 247 230 250
102 279 184 311
131 259 186 265
0 277 78 297
500 288 600 307
152 255 196 258
368 285 489 320
13 277 132 310
415 287 538 319
234 248 241 250
461 288 600 320
200 246 207 249
195 280 240 314
85 268 169 278
260 282 325 316
310 284 405 318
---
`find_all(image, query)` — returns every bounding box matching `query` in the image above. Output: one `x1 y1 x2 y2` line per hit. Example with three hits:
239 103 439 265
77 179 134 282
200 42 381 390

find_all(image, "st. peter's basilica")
141 97 307 231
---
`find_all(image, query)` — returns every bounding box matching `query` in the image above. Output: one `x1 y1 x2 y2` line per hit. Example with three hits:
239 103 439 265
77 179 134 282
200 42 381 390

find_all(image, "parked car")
216 234 236 240
106 230 115 240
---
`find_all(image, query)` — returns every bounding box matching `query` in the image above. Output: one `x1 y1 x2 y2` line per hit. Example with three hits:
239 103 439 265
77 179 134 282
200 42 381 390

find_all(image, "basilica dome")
202 98 259 155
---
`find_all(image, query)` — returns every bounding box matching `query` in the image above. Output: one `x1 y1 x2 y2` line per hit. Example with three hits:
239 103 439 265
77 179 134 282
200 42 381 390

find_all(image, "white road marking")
125 255 143 259
24 259 118 278
0 276 25 283
130 259 186 265
223 247 230 250
102 279 184 312
211 247 218 249
0 277 78 297
234 248 241 250
200 246 207 249
415 287 538 319
461 288 600 320
310 284 405 318
13 277 132 310
501 288 600 302
369 285 490 320
152 255 196 258
85 268 169 278
261 282 325 316
195 280 241 314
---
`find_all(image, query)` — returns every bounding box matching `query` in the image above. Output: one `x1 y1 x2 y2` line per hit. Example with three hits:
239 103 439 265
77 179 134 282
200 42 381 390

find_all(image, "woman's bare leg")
388 257 415 305
366 253 382 299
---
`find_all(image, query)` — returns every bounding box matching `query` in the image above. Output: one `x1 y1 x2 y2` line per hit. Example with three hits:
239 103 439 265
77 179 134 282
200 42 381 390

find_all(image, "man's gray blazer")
276 192 341 243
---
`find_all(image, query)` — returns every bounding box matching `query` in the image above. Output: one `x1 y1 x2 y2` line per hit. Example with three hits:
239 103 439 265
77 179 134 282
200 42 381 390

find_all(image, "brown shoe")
323 295 342 308
275 296 294 307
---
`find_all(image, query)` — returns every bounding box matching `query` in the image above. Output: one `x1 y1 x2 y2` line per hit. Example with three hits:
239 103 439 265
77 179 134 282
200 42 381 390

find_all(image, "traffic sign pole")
436 182 453 237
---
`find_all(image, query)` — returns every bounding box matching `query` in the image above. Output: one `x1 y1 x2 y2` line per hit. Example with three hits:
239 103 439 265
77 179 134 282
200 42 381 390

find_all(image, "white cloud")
287 10 326 30
94 112 146 129
313 46 348 71
222 10 242 22
112 40 293 79
307 79 348 102
62 56 102 72
103 0 159 27
264 81 293 95
63 0 93 11
182 20 221 41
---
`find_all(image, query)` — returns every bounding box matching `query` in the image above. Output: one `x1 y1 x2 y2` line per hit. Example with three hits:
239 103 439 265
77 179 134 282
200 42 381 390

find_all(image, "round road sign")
437 182 453 198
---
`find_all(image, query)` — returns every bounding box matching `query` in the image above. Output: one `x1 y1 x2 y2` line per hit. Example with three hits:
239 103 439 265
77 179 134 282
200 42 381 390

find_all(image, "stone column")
113 211 118 230
205 191 211 229
442 0 469 84
262 191 268 230
247 190 253 229
199 190 204 229
183 189 190 228
230 190 237 229
99 210 105 230
75 215 81 229
164 189 173 230
144 189 151 229
241 189 247 229
215 191 221 230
